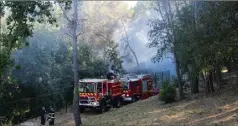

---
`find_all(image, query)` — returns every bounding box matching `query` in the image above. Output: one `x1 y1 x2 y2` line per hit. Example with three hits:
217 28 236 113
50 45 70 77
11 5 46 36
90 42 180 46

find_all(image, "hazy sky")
124 1 138 9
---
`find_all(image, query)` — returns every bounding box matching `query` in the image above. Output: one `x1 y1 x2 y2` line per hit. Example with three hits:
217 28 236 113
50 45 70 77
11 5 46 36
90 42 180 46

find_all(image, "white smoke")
114 3 176 75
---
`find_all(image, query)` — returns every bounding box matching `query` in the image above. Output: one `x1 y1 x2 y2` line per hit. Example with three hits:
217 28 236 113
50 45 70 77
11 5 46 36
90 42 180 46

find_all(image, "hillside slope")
19 85 238 126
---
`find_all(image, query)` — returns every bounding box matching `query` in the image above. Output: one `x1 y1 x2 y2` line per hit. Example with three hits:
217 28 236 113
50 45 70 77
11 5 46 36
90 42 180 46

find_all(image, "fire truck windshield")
78 83 95 93
120 81 129 90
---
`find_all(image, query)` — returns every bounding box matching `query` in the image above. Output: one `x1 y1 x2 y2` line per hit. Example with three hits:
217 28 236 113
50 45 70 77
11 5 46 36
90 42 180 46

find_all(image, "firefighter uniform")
107 70 116 80
40 107 46 125
48 106 55 126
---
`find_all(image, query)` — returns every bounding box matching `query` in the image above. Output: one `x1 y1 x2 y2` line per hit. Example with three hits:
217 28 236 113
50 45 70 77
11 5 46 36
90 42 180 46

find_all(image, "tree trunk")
65 101 68 113
189 65 199 94
215 66 223 89
167 0 184 99
191 75 199 93
205 71 214 95
201 72 206 86
210 71 214 93
175 58 184 99
72 0 82 125
236 71 238 85
120 18 139 68
204 71 209 96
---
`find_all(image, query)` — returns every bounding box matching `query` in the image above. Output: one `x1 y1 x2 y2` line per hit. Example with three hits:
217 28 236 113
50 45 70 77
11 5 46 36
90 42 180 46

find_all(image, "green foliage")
0 1 126 125
105 40 124 73
149 1 238 95
77 43 108 78
132 1 153 18
172 77 180 88
159 81 176 103
0 1 56 83
0 29 73 124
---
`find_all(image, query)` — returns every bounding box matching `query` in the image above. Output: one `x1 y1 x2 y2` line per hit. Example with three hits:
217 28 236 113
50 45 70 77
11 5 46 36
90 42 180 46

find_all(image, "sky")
124 1 138 9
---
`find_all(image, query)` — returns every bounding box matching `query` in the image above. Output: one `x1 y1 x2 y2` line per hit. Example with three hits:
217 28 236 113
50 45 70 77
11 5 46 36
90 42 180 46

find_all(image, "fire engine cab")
119 74 155 102
136 74 154 99
119 77 141 102
78 78 122 113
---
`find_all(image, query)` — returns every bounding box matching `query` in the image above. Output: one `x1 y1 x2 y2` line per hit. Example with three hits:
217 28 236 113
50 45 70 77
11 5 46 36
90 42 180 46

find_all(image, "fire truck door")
136 81 139 94
97 83 102 93
142 80 148 93
103 82 108 95
148 80 152 90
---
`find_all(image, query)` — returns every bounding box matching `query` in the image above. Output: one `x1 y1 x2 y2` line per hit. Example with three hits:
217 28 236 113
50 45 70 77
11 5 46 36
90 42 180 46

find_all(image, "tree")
148 0 184 99
119 16 139 68
177 2 238 94
10 29 73 120
0 2 57 106
0 2 57 123
153 1 238 96
77 2 129 72
0 1 56 78
104 40 124 74
57 0 82 125
174 3 200 94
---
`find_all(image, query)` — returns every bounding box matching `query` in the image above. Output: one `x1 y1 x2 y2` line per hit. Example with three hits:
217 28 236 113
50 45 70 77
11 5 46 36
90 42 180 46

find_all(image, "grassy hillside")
18 84 238 126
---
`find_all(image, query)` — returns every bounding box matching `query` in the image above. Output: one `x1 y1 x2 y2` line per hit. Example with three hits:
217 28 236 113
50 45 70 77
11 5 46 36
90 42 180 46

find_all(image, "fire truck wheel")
135 95 139 101
132 95 139 102
99 101 106 114
116 98 121 108
80 107 85 113
113 97 121 108
131 96 135 102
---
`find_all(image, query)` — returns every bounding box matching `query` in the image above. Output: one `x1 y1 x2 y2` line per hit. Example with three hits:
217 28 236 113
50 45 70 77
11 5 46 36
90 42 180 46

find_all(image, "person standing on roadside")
40 107 46 126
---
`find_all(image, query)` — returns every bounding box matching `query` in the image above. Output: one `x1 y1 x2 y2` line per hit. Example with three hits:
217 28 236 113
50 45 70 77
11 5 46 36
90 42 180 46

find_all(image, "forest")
1 1 238 126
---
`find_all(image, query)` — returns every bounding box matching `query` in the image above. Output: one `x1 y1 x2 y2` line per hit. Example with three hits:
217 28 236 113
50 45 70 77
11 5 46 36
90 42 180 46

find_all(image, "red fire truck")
119 74 155 102
119 77 141 102
136 74 154 99
78 78 122 113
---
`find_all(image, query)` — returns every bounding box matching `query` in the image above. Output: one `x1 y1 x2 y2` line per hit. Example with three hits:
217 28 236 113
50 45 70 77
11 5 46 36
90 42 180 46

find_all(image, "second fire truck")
119 74 154 102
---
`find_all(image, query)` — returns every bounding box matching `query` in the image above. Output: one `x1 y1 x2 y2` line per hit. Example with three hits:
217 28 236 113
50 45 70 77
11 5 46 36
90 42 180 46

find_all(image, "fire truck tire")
135 95 139 101
131 96 135 102
80 107 85 113
148 93 152 97
132 95 139 102
113 97 121 108
116 97 121 108
99 101 106 114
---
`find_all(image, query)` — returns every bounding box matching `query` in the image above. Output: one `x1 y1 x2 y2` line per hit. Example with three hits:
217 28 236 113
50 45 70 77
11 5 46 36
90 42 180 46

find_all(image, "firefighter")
107 70 116 80
40 107 46 126
47 106 55 126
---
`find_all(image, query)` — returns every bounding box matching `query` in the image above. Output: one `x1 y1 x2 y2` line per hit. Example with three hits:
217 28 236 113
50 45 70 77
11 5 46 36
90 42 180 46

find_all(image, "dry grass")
60 86 238 126
18 85 238 126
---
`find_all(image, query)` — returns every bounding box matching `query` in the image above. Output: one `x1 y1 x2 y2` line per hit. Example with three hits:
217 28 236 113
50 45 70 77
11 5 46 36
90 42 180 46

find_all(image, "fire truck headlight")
122 94 125 97
126 94 129 97
91 102 99 106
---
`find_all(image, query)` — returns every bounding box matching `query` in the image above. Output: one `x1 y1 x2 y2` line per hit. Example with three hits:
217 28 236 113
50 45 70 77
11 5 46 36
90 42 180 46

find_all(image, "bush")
159 81 176 103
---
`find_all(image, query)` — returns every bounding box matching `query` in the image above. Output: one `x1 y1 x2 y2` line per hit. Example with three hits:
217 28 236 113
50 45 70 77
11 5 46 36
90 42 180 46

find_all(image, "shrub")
159 81 176 103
